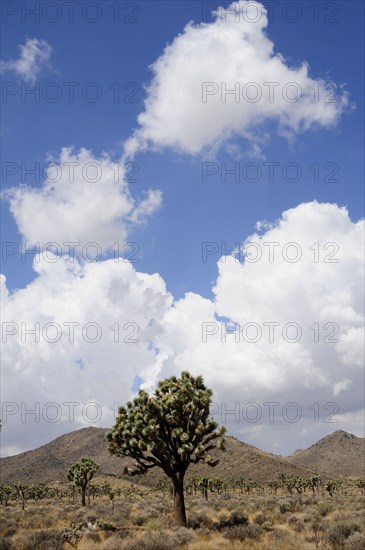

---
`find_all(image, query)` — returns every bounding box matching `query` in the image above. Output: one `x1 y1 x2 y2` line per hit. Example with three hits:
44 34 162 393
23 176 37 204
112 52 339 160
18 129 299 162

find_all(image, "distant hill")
286 430 365 478
0 428 363 485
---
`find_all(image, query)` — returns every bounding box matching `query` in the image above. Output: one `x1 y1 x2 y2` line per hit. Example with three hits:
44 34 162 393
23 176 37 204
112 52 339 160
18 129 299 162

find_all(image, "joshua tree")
293 476 308 494
325 479 342 497
67 457 99 506
109 490 115 510
268 480 279 494
107 371 226 525
0 484 13 507
14 482 29 510
308 475 321 493
156 479 172 497
198 476 211 501
355 479 365 493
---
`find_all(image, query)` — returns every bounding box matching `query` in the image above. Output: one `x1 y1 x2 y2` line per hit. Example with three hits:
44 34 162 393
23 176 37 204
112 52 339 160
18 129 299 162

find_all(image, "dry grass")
1 487 364 549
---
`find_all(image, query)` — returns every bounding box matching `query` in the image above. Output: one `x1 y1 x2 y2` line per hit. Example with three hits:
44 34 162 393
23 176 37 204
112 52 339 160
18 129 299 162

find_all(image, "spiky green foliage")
0 484 13 506
107 371 226 475
67 457 99 506
107 371 226 524
355 479 365 492
14 482 29 510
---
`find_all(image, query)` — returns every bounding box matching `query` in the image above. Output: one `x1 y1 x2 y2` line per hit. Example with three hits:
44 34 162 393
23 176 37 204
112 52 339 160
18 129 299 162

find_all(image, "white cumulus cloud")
1 256 172 455
1 196 364 455
148 202 364 451
1 38 52 83
125 1 350 157
5 147 162 254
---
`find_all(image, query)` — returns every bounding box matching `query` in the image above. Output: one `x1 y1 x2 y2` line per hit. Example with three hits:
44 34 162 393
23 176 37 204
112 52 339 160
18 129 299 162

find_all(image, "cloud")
5 147 162 254
2 201 363 455
149 202 364 451
1 38 52 83
1 256 172 456
125 1 350 157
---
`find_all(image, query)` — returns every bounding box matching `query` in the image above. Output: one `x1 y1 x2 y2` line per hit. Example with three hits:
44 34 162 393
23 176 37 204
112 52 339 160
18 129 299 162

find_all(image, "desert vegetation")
107 371 226 525
1 373 364 549
1 475 365 549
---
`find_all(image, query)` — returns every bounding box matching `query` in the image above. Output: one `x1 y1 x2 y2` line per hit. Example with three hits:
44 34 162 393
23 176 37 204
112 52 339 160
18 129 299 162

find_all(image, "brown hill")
0 428 126 485
286 430 365 478
0 427 314 485
1 428 363 486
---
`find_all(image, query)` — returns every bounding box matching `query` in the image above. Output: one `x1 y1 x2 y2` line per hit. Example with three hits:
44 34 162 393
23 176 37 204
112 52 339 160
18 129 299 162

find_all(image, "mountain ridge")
0 428 363 485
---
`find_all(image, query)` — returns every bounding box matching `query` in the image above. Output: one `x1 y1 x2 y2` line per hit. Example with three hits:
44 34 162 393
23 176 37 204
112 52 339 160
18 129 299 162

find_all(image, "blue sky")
2 0 364 297
1 1 364 455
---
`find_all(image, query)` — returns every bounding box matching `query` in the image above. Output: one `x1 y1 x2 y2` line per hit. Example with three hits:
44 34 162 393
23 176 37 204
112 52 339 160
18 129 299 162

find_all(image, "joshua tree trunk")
173 476 186 526
81 487 86 506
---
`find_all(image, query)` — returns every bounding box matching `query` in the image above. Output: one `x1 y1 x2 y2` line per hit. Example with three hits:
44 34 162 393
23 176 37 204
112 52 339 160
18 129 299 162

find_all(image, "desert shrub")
254 513 267 525
132 502 165 526
288 515 304 532
186 511 213 530
318 502 334 516
135 500 166 515
18 529 64 550
173 527 197 545
216 511 249 530
120 531 181 550
347 532 365 550
98 521 116 531
308 519 325 545
144 516 171 530
1 527 16 538
84 531 101 544
224 524 263 541
288 514 299 525
290 497 303 512
0 538 15 550
326 522 360 548
218 493 231 500
303 495 318 506
96 529 132 548
225 499 238 511
100 534 132 550
132 512 150 526
263 498 277 508
279 502 290 514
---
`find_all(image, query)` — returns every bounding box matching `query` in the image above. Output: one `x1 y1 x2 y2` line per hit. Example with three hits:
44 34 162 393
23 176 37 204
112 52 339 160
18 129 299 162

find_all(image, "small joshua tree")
0 484 13 507
308 474 321 493
107 371 226 525
67 458 99 506
325 479 342 497
355 479 365 493
14 482 28 510
109 490 115 510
